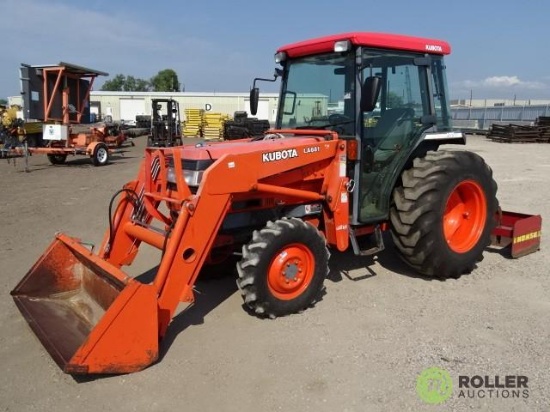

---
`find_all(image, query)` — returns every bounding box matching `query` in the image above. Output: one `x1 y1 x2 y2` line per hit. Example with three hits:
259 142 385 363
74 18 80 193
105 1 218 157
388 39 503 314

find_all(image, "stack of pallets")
487 123 550 143
202 112 231 140
223 111 271 140
183 109 204 137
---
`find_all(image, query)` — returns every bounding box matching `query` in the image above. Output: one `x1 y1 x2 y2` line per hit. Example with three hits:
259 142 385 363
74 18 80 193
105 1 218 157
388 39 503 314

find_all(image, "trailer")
18 62 125 166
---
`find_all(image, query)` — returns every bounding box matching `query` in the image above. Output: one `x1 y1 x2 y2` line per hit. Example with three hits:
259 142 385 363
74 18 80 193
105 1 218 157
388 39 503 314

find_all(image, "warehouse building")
88 91 280 125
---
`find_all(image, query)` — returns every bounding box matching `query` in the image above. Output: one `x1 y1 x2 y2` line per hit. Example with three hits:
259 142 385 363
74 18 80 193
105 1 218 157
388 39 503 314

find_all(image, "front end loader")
11 32 541 375
12 132 348 373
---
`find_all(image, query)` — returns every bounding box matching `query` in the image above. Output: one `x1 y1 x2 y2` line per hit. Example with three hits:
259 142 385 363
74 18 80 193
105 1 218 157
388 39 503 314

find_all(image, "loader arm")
115 132 348 334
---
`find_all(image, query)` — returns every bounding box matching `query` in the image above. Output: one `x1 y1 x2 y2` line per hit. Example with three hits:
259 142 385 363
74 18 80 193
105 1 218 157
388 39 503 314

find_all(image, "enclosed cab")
266 33 464 225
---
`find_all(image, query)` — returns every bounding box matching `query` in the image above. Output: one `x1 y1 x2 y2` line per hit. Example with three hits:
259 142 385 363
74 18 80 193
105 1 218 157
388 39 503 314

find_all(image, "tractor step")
349 225 385 256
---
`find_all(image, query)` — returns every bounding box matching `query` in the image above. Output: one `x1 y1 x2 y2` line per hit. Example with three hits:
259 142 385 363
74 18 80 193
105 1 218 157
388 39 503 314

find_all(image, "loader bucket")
11 233 159 374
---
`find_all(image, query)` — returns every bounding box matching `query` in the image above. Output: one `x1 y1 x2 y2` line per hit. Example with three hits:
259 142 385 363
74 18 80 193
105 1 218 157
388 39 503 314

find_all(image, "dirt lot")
0 135 548 411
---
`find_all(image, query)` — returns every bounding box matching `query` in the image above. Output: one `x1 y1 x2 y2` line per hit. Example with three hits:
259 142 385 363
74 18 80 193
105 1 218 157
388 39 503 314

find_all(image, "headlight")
167 167 176 184
274 51 287 64
183 169 203 186
166 168 203 187
334 40 351 53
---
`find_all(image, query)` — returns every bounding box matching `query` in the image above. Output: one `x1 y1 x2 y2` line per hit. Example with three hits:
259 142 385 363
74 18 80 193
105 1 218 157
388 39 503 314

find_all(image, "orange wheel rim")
443 179 487 253
267 244 315 300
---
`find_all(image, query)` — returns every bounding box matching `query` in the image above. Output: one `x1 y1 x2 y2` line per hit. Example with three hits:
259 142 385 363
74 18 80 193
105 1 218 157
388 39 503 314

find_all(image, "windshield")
277 53 356 135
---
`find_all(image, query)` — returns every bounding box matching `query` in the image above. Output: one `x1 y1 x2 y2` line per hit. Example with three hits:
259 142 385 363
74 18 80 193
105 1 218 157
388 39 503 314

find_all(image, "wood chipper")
11 32 542 375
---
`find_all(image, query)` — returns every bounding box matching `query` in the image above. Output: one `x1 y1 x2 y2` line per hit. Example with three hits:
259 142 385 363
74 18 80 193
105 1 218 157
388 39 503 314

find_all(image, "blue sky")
1 0 549 101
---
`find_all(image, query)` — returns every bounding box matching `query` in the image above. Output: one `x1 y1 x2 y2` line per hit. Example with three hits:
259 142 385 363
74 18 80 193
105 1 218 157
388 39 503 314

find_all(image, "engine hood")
178 136 329 164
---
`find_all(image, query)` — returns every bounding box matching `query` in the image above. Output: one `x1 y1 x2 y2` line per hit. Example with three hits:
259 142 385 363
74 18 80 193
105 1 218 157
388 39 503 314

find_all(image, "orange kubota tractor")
11 32 542 374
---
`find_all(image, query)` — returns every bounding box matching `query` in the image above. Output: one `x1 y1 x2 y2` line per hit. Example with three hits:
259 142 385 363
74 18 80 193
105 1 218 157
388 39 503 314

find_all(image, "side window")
384 64 424 116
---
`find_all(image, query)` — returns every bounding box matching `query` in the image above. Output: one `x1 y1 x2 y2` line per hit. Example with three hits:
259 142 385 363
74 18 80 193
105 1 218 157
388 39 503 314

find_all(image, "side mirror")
360 76 382 112
249 87 259 116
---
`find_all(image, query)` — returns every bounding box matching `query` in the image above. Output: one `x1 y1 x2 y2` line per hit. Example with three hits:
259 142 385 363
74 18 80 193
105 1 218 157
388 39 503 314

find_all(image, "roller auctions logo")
416 367 530 404
416 367 453 404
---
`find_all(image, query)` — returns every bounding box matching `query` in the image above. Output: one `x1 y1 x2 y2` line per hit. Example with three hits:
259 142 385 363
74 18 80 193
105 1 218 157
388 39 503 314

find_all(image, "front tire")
390 150 498 279
237 218 329 318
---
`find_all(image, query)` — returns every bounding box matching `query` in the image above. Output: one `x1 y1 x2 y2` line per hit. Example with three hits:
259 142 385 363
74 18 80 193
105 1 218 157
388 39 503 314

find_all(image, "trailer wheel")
91 143 109 166
390 150 498 279
237 218 329 318
47 154 67 165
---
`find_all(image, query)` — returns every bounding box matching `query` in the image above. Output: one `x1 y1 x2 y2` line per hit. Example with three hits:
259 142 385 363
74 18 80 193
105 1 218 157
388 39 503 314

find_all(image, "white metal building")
88 91 280 124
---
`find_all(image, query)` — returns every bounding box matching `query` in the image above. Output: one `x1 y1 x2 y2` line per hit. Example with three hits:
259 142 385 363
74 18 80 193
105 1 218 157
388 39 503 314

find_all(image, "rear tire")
237 218 329 318
390 150 498 279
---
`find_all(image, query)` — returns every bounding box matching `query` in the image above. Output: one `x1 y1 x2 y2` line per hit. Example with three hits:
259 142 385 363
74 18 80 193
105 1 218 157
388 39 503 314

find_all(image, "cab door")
354 51 432 223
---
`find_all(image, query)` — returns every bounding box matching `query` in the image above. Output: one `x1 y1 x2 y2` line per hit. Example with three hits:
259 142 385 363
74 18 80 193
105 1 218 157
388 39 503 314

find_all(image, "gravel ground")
0 135 548 411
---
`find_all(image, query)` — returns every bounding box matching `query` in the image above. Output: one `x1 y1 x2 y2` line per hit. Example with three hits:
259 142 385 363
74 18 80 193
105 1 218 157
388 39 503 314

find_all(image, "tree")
150 69 181 92
124 75 137 91
123 76 150 92
101 74 150 91
0 98 7 106
101 74 125 91
387 92 404 108
134 78 150 92
100 70 180 92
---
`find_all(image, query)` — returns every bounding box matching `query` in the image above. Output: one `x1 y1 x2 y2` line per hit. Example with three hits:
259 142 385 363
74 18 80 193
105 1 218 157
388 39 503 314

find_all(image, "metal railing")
451 104 550 130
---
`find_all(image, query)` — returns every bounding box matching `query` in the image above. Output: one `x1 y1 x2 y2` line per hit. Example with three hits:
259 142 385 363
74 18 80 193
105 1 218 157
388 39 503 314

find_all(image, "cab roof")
277 32 451 58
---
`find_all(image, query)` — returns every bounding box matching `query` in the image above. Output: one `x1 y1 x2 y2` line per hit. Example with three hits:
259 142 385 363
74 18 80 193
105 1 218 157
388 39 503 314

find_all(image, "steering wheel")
263 132 285 140
328 113 352 126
